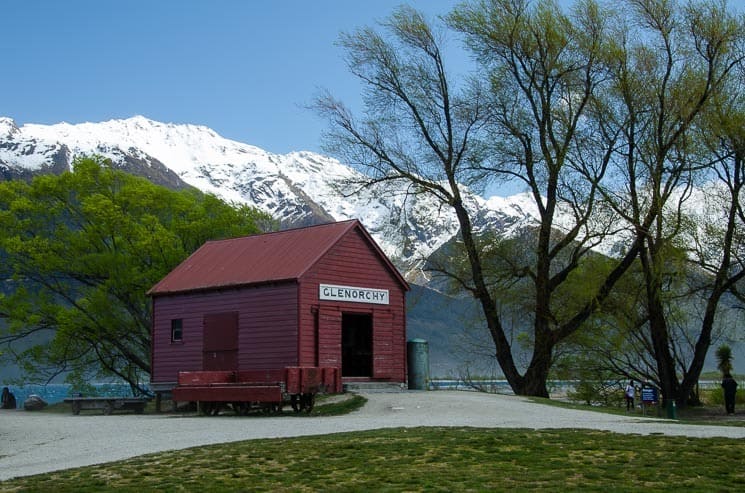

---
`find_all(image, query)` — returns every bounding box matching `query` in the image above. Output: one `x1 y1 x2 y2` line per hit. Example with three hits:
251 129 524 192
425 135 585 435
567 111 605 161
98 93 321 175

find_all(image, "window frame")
170 318 183 343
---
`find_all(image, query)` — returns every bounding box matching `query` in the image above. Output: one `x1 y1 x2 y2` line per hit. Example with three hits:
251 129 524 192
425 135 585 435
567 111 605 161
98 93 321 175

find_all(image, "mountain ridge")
0 115 545 280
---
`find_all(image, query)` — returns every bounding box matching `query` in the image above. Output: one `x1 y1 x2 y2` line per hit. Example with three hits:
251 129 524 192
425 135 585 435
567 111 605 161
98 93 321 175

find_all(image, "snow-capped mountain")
0 115 550 279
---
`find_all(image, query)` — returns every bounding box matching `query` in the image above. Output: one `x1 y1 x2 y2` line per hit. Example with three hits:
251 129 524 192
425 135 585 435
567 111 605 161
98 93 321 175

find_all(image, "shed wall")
151 283 298 384
298 228 406 382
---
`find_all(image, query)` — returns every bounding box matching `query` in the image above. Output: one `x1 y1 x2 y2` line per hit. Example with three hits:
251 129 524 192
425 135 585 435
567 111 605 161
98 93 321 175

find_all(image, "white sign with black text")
319 284 389 305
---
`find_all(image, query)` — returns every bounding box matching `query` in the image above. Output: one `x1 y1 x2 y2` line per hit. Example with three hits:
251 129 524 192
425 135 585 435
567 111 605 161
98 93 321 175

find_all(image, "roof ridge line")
203 219 358 245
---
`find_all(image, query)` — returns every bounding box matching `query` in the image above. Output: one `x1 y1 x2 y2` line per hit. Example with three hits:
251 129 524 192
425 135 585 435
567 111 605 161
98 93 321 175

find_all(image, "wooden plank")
286 367 301 394
236 369 285 384
178 371 236 385
63 397 148 415
172 385 282 403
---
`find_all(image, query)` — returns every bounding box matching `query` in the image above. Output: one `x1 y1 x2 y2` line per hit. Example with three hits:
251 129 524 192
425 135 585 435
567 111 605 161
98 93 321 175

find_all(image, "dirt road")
1 391 743 481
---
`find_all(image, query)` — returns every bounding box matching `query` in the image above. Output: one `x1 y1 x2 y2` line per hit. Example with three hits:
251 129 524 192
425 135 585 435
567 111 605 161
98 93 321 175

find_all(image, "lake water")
0 383 147 407
429 379 581 395
1 379 723 408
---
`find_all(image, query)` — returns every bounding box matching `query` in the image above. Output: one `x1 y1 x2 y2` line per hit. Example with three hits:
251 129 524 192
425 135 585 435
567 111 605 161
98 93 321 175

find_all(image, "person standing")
625 381 635 411
721 373 738 415
1 386 16 409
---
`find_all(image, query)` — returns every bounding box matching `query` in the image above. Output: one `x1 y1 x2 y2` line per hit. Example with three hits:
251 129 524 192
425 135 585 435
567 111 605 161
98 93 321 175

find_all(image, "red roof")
148 220 408 296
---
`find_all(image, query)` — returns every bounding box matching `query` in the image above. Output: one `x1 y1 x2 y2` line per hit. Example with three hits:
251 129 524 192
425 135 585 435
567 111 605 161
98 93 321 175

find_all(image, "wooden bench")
63 397 149 415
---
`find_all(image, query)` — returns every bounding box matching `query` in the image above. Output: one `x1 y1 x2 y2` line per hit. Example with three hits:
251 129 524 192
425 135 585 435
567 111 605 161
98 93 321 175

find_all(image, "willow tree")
594 0 744 407
317 1 642 397
0 156 270 392
674 63 745 404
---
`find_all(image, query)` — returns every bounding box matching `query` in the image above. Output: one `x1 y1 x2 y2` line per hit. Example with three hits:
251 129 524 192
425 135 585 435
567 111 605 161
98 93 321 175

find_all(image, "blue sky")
1 0 460 155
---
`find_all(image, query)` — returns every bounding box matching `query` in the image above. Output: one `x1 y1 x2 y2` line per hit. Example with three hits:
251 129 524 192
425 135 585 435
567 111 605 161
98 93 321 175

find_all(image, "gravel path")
2 390 744 481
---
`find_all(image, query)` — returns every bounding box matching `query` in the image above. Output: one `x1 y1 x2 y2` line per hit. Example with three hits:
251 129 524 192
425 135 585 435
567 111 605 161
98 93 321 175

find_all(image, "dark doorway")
203 312 238 371
342 313 373 377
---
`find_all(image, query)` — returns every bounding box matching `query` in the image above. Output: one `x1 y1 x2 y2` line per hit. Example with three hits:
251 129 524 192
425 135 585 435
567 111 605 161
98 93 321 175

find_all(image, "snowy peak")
0 115 546 278
0 117 20 139
23 116 267 172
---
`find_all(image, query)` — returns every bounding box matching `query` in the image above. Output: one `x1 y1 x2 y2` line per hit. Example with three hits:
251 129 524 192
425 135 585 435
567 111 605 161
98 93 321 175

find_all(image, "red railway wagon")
148 220 409 412
172 367 341 415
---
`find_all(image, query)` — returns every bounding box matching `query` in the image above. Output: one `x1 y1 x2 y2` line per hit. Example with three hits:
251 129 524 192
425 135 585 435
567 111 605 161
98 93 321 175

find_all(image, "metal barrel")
407 339 430 390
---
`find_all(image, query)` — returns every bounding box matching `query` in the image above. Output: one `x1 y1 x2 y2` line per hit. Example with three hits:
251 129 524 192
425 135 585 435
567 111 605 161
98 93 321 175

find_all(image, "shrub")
567 380 624 407
701 387 745 406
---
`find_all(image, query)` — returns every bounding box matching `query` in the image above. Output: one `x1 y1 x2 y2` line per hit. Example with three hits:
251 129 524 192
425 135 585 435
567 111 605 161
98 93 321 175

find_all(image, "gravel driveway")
2 390 744 481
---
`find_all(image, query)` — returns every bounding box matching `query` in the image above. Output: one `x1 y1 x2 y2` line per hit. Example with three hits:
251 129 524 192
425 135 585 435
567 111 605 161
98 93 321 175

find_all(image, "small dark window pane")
171 319 183 342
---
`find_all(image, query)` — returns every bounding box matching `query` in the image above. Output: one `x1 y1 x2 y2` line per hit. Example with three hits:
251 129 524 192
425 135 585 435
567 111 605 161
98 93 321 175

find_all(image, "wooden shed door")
203 312 238 371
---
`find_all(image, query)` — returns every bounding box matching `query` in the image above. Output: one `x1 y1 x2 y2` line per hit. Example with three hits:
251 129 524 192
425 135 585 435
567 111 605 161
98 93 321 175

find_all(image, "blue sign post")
641 385 659 416
641 386 658 403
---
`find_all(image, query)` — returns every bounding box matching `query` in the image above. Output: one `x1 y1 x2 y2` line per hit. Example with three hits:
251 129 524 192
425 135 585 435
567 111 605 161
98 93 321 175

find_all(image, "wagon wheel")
291 394 302 413
71 401 81 415
199 401 214 416
231 402 245 416
210 402 222 416
103 401 114 415
301 393 315 413
264 402 281 415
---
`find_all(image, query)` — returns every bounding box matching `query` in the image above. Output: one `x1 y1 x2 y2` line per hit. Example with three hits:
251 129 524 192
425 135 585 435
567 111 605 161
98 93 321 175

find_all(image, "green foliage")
0 156 271 390
566 380 625 408
552 346 626 407
702 386 745 407
716 345 734 376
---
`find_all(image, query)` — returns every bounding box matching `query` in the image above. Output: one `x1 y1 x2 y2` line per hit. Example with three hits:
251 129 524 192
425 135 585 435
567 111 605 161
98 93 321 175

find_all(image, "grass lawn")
529 396 745 427
4 393 744 491
2 426 744 492
556 383 745 424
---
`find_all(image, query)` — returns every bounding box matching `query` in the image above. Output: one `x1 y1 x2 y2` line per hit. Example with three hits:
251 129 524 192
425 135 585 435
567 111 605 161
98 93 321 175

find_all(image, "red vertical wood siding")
373 309 393 379
299 227 407 382
317 305 342 368
151 283 298 384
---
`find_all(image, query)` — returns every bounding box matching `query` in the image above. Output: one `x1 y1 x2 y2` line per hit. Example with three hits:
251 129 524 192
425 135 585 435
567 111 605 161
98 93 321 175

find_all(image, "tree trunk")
451 201 530 394
638 233 680 406
517 333 553 397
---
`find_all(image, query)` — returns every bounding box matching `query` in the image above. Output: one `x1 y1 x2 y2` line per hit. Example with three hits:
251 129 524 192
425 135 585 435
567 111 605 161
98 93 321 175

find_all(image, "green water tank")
407 338 430 390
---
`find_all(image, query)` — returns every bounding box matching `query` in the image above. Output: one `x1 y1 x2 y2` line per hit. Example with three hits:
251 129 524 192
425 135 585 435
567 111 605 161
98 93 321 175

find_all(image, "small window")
171 319 183 343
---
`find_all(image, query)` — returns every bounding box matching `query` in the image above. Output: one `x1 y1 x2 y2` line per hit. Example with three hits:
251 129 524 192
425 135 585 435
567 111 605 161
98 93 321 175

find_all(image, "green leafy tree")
318 0 744 401
0 156 271 393
594 0 744 407
317 1 641 397
679 70 745 394
555 249 709 403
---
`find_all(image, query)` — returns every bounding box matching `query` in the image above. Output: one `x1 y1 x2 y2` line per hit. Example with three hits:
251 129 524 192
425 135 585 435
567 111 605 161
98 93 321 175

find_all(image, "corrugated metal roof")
148 220 408 296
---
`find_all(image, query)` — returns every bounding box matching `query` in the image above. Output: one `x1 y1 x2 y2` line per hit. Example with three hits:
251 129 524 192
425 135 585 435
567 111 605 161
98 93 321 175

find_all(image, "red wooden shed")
148 220 409 398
